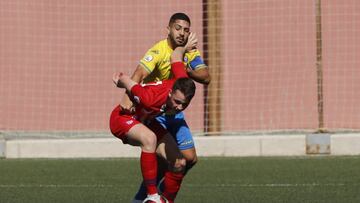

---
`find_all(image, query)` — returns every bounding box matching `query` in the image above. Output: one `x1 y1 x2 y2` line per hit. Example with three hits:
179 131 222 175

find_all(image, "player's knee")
184 153 198 165
188 160 197 169
184 156 197 173
190 155 198 165
172 158 186 173
140 132 157 151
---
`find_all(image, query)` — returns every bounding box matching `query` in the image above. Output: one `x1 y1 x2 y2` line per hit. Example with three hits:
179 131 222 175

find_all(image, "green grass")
0 156 360 203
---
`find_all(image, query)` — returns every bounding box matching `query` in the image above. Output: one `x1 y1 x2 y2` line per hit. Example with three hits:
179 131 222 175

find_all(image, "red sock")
140 151 158 195
162 171 184 203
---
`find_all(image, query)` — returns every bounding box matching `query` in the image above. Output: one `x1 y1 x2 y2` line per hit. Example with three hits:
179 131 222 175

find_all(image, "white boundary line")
0 183 354 188
0 184 117 188
186 183 349 187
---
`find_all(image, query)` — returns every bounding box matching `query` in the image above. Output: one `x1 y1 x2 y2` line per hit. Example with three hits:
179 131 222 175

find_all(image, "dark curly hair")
169 13 191 26
172 77 196 101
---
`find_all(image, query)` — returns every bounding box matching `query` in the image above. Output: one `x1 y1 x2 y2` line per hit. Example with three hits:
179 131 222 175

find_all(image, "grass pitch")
0 156 360 203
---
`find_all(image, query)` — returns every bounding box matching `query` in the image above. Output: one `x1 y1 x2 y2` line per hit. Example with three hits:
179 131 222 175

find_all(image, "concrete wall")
2 134 360 158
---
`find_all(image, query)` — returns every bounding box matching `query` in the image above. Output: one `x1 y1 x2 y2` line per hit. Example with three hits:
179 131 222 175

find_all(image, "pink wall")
322 0 360 129
0 0 204 131
222 0 318 131
1 0 360 133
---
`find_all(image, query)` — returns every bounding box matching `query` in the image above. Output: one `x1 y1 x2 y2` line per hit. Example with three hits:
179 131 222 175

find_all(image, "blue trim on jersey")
155 112 195 150
189 56 205 70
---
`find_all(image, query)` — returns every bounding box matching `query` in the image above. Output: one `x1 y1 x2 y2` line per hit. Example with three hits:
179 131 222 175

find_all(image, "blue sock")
134 182 147 200
158 177 165 193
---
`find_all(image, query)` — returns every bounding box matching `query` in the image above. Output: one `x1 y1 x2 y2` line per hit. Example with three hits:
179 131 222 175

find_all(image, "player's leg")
131 118 169 202
126 124 170 203
156 133 187 203
131 113 196 202
180 147 197 174
156 133 186 173
126 123 158 194
166 113 198 172
109 106 164 202
151 113 198 200
149 113 196 203
132 156 168 202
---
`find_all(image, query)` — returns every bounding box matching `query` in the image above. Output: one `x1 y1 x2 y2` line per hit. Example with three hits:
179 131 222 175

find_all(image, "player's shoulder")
144 39 169 59
149 39 168 52
141 39 167 63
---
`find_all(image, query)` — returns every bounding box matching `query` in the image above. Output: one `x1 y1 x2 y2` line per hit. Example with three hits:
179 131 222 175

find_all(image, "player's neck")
167 38 179 50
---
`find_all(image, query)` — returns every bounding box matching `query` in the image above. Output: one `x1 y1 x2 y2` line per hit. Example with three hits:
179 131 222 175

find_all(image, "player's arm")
185 35 211 85
131 64 150 83
170 32 198 78
186 53 211 85
172 32 197 62
112 72 137 92
119 65 149 110
114 71 157 108
187 67 211 85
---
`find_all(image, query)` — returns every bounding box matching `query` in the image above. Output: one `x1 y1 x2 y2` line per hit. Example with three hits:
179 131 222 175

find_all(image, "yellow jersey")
139 39 207 83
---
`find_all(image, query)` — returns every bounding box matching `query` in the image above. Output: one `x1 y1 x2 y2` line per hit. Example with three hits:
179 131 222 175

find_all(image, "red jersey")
129 62 188 121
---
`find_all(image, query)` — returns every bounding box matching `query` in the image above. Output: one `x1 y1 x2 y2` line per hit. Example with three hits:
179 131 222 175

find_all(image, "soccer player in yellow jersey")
122 13 211 203
140 36 209 84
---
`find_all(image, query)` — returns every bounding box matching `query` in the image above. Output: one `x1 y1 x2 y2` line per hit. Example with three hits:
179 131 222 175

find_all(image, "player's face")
168 20 191 48
166 89 190 114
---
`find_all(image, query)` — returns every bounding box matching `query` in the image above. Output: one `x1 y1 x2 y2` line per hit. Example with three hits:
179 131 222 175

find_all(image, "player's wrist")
174 46 187 54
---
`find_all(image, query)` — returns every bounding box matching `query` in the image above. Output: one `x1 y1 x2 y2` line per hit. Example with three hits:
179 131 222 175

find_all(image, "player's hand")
113 72 136 113
171 34 196 63
120 91 136 114
112 72 123 88
112 72 132 88
120 104 135 114
185 32 198 52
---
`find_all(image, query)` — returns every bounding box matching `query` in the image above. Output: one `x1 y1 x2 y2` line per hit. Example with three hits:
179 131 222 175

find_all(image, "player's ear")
167 26 170 35
168 89 173 98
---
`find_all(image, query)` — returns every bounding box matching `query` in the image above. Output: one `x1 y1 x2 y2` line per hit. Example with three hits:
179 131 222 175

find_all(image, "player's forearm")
171 47 187 63
120 93 132 107
131 64 149 83
119 65 148 110
187 68 211 85
171 62 188 79
116 75 137 91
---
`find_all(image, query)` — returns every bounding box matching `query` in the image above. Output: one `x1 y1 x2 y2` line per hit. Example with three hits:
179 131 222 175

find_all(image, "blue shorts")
155 112 195 150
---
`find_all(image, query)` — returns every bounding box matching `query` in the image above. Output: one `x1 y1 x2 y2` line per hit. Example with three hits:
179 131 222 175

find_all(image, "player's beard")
164 99 177 115
169 34 187 48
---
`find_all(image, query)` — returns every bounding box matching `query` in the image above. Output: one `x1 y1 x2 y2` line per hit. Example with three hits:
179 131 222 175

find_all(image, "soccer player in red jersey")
122 13 211 203
109 33 197 203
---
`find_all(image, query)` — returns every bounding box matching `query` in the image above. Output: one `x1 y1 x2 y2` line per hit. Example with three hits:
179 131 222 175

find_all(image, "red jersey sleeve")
130 84 154 107
171 62 188 79
130 81 170 110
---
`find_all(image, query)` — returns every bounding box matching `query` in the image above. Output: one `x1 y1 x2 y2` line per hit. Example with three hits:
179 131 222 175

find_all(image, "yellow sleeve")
185 49 207 70
139 43 163 73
